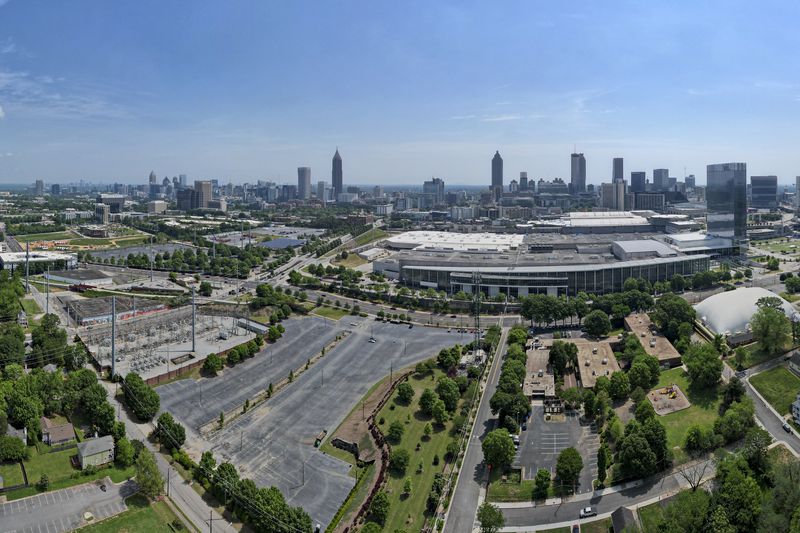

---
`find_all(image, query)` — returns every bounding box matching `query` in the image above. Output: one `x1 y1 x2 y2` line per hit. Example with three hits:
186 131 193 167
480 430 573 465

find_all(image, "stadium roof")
694 287 798 335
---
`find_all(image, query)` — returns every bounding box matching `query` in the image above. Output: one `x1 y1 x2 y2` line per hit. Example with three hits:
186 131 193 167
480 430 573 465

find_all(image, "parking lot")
204 320 460 528
157 315 339 431
515 406 599 493
0 478 136 533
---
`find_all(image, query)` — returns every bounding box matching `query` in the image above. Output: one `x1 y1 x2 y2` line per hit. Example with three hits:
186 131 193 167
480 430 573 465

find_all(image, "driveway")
0 478 137 533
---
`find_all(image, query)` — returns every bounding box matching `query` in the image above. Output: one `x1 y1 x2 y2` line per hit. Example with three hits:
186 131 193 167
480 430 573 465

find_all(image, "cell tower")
472 271 482 354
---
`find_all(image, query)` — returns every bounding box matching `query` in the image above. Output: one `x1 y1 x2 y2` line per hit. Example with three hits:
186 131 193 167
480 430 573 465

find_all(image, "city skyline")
2 1 800 184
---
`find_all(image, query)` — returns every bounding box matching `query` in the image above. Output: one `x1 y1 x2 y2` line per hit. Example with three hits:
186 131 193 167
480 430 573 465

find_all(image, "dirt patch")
329 376 397 462
648 383 691 415
614 398 636 424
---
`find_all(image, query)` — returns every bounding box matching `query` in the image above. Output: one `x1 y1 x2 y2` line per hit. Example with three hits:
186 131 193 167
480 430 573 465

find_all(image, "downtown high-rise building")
194 180 212 208
750 175 777 209
149 170 157 184
297 167 312 199
707 163 747 243
332 149 343 200
317 181 327 202
653 168 669 191
796 176 800 210
423 177 445 205
685 175 696 189
570 153 586 193
630 171 646 193
491 151 503 197
519 172 528 191
612 158 624 181
34 179 44 196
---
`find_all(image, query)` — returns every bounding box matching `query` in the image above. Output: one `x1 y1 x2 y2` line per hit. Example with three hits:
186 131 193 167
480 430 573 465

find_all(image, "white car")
579 507 597 518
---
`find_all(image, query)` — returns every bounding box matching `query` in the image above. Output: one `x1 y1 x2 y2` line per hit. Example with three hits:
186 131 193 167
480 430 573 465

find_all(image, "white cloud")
0 104 4 119
0 38 15 54
481 114 521 122
448 114 476 120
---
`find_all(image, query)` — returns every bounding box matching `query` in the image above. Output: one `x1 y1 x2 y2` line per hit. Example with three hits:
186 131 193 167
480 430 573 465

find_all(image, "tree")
482 428 515 470
635 399 656 422
431 399 448 426
196 451 216 484
403 478 412 495
660 489 711 533
477 502 505 533
715 457 762 532
741 426 772 478
387 421 405 443
369 490 390 525
419 388 438 416
198 281 213 297
549 341 578 376
670 274 686 292
597 443 610 484
533 468 551 499
628 360 653 392
135 449 165 499
423 423 433 440
584 310 611 337
122 373 160 421
436 377 460 412
619 432 656 479
0 435 28 461
389 449 410 474
396 382 414 404
555 447 583 490
609 371 631 401
751 302 792 358
721 377 746 411
683 343 722 388
714 398 755 443
705 506 736 533
156 412 186 450
115 437 135 467
202 353 223 375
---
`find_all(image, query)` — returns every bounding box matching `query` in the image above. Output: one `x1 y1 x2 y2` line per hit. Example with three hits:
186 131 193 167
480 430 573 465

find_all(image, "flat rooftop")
624 313 682 364
523 346 555 397
46 269 110 281
385 231 525 251
573 339 620 388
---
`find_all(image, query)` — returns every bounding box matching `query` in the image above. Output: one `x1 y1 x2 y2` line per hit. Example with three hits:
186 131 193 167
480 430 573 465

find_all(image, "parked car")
579 507 597 518
783 422 792 433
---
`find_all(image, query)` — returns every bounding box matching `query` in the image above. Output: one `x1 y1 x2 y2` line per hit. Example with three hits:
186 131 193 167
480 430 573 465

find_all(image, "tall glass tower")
706 162 747 247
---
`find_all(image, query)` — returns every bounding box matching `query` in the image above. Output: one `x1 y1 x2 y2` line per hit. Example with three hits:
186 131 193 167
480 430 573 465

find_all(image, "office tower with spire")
491 151 503 198
571 152 586 193
149 170 157 184
332 149 343 201
297 167 312 199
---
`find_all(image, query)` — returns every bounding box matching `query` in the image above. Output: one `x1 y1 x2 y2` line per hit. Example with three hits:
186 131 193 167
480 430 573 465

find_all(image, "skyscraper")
149 170 157 184
630 172 646 193
491 151 503 197
423 177 445 205
707 163 747 243
750 175 777 209
685 175 696 189
519 172 529 191
194 180 212 208
653 169 669 191
612 158 623 181
317 180 327 202
34 179 44 196
613 179 626 210
570 153 586 193
297 167 312 199
332 149 343 200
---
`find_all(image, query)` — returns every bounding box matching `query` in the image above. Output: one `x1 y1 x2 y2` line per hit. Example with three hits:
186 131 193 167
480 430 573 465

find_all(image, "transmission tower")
472 271 482 354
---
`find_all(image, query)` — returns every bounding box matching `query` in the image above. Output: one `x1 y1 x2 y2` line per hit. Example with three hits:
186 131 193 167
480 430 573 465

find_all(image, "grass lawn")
332 254 367 269
14 231 76 242
20 297 42 316
486 469 534 502
77 494 181 532
6 446 134 501
638 501 665 531
580 518 613 533
354 228 388 247
312 305 351 321
376 368 462 532
0 461 25 486
652 367 722 464
538 528 570 533
767 444 796 465
750 366 800 415
739 342 792 369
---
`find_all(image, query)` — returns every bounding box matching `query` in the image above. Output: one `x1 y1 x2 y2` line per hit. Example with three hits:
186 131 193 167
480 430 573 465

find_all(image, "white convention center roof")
385 231 524 251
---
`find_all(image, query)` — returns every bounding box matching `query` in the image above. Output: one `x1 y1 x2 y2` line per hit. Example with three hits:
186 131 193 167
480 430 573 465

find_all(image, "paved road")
207 320 461 529
102 381 235 533
443 328 508 533
158 315 341 430
0 478 137 533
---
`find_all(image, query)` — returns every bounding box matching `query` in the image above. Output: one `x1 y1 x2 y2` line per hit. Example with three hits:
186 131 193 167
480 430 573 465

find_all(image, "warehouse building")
0 251 77 273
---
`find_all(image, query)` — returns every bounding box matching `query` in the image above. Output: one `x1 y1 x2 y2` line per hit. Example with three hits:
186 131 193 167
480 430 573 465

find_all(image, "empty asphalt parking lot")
157 315 340 429
0 479 136 533
206 320 461 528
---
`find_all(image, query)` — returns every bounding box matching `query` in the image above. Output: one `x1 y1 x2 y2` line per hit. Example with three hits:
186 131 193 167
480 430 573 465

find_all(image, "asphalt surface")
206 320 462 529
157 315 340 429
443 328 508 533
0 479 137 533
514 407 599 493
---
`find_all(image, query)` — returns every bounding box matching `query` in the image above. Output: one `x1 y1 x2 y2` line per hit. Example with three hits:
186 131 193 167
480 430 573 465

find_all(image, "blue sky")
1 1 800 186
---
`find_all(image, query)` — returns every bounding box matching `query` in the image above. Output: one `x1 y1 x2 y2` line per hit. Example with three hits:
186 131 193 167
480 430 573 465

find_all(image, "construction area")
65 295 167 326
624 312 682 367
80 305 254 379
648 383 691 415
574 339 621 388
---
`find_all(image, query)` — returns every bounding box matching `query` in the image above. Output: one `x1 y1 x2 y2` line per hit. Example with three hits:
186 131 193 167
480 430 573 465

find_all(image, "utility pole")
192 287 196 352
111 296 116 378
150 235 154 282
45 265 50 315
24 241 29 293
